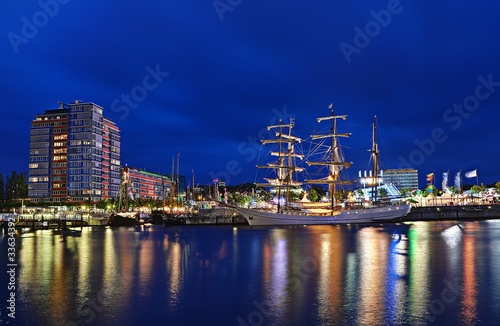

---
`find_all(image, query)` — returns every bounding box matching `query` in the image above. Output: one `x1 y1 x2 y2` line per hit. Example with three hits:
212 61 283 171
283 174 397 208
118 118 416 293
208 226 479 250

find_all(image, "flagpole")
476 169 478 186
433 170 436 206
460 170 462 193
447 169 450 192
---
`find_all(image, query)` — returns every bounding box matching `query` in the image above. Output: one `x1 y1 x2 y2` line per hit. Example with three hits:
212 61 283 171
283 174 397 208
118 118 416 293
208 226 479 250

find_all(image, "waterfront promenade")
3 203 500 230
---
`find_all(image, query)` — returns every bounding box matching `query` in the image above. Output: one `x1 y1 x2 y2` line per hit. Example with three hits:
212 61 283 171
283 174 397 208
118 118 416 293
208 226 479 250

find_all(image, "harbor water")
3 220 500 325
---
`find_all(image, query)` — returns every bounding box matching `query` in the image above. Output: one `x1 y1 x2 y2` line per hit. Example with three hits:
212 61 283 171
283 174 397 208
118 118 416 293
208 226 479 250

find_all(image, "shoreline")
4 204 500 230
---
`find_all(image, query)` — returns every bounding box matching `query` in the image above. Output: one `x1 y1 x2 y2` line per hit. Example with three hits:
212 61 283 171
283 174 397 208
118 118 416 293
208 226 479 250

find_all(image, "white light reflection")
408 222 431 322
344 252 358 318
262 230 288 320
166 235 183 309
137 233 154 297
356 228 388 326
385 232 409 325
441 224 463 249
77 229 91 298
270 237 288 311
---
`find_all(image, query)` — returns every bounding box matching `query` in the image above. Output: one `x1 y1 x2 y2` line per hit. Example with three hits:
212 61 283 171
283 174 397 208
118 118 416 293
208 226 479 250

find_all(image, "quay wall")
404 204 500 222
187 207 248 225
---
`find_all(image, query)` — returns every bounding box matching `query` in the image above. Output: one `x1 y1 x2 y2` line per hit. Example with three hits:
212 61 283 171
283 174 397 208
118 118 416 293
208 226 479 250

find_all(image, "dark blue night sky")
1 1 499 188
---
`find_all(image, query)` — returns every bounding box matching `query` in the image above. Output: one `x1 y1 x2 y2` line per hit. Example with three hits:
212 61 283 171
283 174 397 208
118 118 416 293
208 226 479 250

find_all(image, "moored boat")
237 204 411 226
107 212 140 227
235 105 411 226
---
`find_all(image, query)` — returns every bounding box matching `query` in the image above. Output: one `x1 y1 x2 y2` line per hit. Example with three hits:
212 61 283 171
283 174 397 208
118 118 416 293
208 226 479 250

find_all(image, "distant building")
382 169 419 190
166 174 187 197
126 167 172 200
28 101 121 203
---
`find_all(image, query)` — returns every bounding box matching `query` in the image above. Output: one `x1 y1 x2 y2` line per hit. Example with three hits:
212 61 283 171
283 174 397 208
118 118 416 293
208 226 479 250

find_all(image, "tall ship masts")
235 103 412 226
370 116 380 202
256 118 303 212
306 106 354 211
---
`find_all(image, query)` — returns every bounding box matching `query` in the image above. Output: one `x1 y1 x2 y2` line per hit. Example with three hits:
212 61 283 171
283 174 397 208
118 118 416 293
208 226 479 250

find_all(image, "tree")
378 188 388 198
399 187 409 197
495 182 500 194
0 173 4 202
355 189 364 200
424 185 435 197
260 191 271 202
308 188 319 202
5 171 28 202
470 184 486 199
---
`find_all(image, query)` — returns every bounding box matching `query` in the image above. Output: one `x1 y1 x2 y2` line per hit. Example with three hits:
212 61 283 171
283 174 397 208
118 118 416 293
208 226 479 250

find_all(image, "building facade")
29 101 120 203
382 169 419 190
127 167 172 200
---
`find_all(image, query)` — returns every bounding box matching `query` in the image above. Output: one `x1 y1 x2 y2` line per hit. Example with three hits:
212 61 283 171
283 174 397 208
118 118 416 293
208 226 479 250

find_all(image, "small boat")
107 212 140 227
150 210 166 225
164 214 187 226
235 105 411 226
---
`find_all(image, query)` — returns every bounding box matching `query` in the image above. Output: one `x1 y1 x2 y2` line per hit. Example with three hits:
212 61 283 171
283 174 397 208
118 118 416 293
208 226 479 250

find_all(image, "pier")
6 212 109 231
403 204 500 222
186 207 248 225
4 204 500 230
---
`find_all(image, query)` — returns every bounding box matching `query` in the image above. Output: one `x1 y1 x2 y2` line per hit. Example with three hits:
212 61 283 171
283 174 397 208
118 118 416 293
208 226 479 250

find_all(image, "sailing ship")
107 166 141 227
235 106 411 226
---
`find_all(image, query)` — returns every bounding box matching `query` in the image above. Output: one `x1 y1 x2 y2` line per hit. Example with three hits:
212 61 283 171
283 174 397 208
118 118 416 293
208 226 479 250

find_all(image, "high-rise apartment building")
382 169 419 190
29 101 120 202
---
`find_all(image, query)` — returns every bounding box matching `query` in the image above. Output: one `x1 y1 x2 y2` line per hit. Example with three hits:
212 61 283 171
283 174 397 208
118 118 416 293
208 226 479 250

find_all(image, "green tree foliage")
470 184 486 197
308 188 319 202
260 191 271 202
495 182 500 194
424 185 435 197
5 171 28 202
378 187 388 198
356 189 364 199
399 188 410 197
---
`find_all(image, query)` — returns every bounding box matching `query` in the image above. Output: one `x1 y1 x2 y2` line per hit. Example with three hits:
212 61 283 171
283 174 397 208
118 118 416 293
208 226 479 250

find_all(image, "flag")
426 173 434 185
442 172 448 190
465 169 477 178
454 172 461 192
328 103 333 109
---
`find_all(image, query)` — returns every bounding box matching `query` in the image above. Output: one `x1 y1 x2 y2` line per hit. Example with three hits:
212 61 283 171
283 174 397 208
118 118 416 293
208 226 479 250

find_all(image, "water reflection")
317 227 343 324
408 223 431 324
12 221 500 325
385 228 409 325
461 223 478 325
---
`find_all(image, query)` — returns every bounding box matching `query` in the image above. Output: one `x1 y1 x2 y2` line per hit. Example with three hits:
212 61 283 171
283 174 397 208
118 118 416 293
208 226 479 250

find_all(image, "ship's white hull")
236 204 412 226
